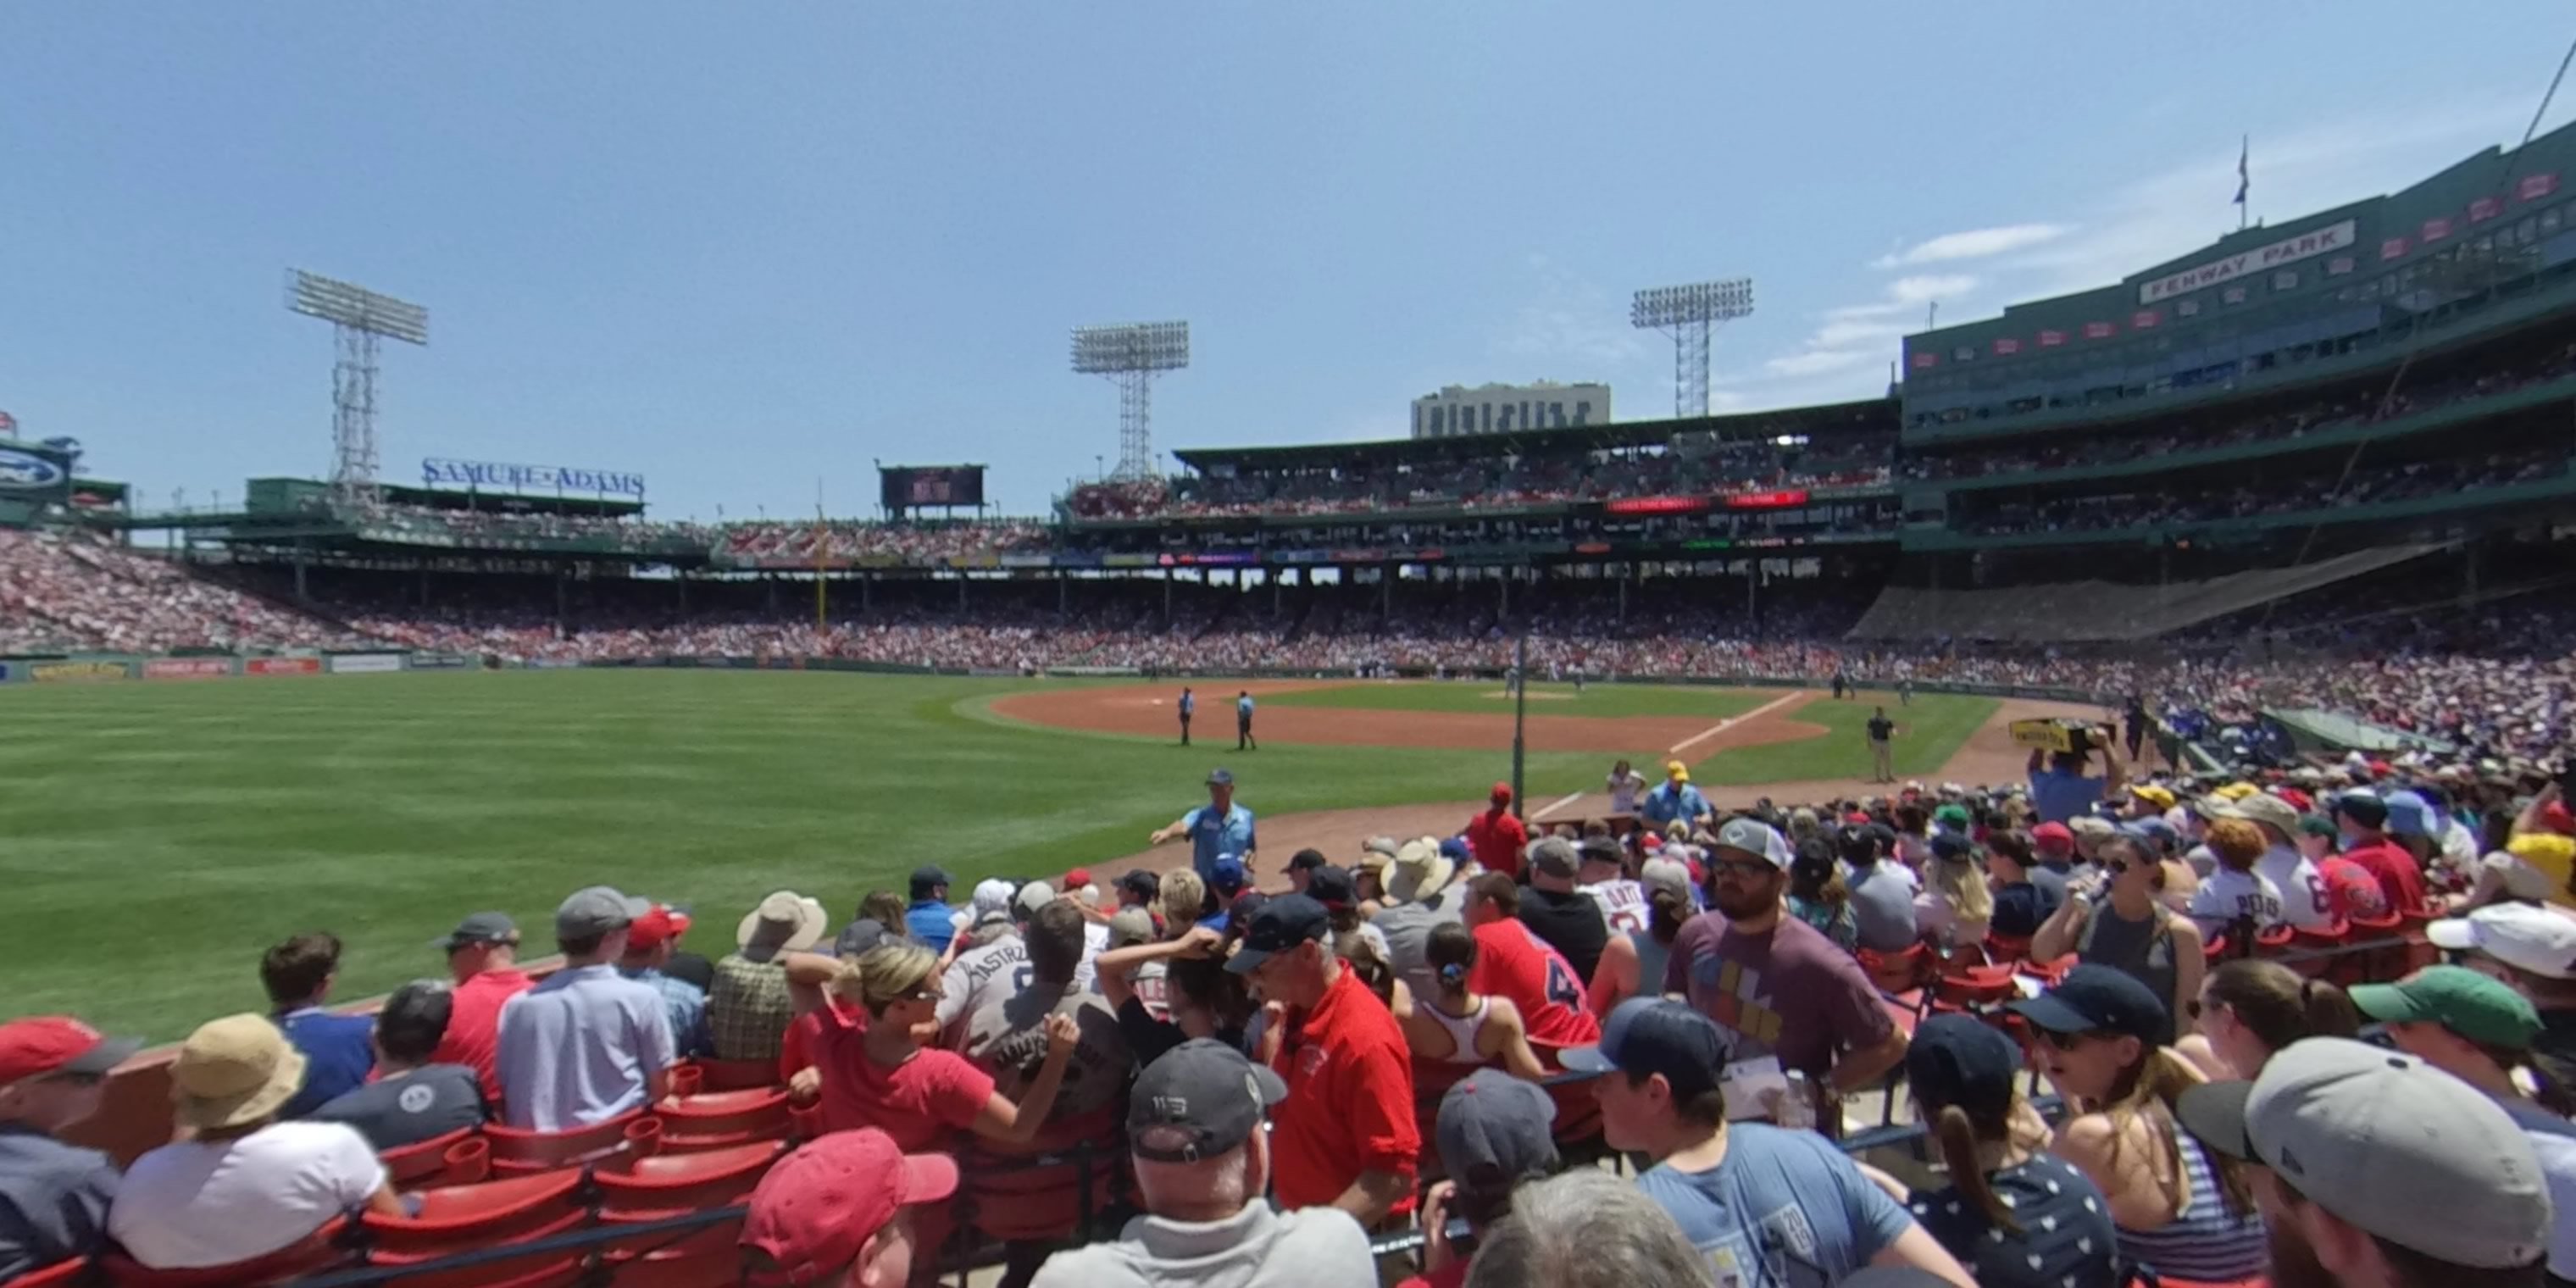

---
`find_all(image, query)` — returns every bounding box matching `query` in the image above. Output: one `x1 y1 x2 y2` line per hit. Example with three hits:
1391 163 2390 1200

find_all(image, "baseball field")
0 669 2024 1038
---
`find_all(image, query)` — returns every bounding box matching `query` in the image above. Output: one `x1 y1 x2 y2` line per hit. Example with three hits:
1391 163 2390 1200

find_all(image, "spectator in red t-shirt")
2299 814 2388 921
1464 783 1530 880
1225 894 1419 1224
808 941 1077 1284
809 941 1076 1151
1460 873 1602 1049
2332 791 2428 915
430 913 532 1104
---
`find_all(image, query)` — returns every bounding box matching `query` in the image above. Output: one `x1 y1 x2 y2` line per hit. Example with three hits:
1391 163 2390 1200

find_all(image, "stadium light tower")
286 269 429 508
1631 279 1753 419
1071 321 1189 480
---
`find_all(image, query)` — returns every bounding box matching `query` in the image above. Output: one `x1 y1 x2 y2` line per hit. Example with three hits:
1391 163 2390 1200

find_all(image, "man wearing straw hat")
709 889 830 1063
110 1014 401 1268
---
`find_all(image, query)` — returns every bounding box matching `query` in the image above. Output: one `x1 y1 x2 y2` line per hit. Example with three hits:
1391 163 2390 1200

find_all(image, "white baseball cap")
2426 902 2576 980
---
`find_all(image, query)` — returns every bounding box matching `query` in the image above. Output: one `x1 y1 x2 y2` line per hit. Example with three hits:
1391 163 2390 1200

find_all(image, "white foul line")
1667 691 1807 756
1530 791 1586 822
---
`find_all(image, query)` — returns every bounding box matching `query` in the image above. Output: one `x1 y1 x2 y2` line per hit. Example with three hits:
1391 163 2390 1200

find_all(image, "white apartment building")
1412 380 1610 439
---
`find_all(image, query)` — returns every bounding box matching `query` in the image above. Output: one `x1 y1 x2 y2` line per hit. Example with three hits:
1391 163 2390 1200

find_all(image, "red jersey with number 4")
1468 920 1601 1046
2338 838 2428 915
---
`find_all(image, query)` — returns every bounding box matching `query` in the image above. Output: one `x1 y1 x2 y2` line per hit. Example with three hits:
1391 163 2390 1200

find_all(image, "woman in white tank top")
1398 923 1547 1080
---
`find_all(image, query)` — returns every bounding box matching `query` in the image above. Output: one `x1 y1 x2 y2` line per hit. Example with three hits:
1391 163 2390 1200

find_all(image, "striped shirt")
2114 1127 2268 1283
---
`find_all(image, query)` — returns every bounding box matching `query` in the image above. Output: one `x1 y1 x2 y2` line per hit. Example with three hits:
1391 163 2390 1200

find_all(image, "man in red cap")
619 903 710 1058
0 1016 137 1280
741 1127 958 1287
1463 782 1529 881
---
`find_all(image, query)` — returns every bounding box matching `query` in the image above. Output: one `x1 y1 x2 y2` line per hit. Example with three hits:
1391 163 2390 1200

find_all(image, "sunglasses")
39 1070 106 1088
2036 1027 2111 1052
897 984 941 1003
1712 858 1776 880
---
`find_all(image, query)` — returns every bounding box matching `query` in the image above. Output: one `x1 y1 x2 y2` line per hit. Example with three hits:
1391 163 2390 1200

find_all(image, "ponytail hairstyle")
1647 883 1690 945
2096 1041 2255 1221
834 941 939 1019
2203 959 2360 1056
1932 1104 2018 1234
1426 922 1478 998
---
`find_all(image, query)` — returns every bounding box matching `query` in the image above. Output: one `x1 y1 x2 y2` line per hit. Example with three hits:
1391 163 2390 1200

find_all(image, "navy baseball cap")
1285 848 1329 872
2121 818 2179 856
1906 1013 2020 1119
1117 869 1161 902
908 865 954 896
1209 854 1249 896
2007 963 2169 1041
1436 1068 1557 1192
1305 864 1359 911
1560 998 1730 1100
1438 836 1472 866
1224 894 1329 974
1206 768 1235 786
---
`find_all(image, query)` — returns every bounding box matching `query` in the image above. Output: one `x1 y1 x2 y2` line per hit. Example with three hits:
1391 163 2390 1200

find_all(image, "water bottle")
1774 1070 1818 1131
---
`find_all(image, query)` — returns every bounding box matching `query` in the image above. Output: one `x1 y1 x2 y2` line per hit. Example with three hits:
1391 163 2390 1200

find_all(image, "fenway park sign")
2137 219 2356 304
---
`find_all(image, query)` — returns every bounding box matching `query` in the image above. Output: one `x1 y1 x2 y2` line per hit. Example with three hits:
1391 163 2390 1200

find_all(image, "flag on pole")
2234 136 2249 207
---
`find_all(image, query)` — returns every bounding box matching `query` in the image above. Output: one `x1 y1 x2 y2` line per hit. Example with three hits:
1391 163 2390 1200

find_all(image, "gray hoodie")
1029 1200 1376 1288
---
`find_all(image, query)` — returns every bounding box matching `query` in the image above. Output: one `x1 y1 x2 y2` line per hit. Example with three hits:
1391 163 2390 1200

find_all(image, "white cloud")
1495 258 1648 371
1822 302 1909 321
1764 348 1882 378
1811 318 1913 348
1888 274 1978 303
2000 100 2537 296
1871 224 2072 269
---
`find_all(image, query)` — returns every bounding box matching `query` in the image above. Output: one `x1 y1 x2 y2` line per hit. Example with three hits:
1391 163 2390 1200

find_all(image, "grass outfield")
1684 691 1996 786
0 672 1990 1037
1260 680 1768 719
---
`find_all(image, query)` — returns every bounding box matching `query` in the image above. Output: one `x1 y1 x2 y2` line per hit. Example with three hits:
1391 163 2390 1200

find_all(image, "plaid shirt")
706 953 796 1061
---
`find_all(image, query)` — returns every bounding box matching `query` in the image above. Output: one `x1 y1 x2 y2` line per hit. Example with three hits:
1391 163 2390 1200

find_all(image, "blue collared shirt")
619 965 712 1058
0 1124 118 1281
1185 802 1257 880
493 964 675 1131
274 1007 376 1119
1638 781 1709 827
1237 695 1255 719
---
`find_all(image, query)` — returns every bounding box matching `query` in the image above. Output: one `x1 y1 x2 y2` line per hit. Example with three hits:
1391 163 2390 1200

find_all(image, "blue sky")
6 3 2573 520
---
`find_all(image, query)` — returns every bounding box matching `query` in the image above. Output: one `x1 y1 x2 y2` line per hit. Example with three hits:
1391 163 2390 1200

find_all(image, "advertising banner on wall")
32 660 131 683
328 654 405 675
143 658 233 680
408 652 476 669
421 458 646 499
247 657 323 676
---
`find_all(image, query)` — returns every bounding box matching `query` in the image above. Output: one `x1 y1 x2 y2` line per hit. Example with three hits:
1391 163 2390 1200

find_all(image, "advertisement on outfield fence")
143 658 232 680
32 660 131 683
409 652 475 669
247 657 323 676
328 654 404 675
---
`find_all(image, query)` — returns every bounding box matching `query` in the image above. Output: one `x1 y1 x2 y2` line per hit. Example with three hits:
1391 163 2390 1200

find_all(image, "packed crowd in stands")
717 520 1053 564
366 504 722 553
1906 340 2576 479
0 527 379 655
1958 444 2571 536
1063 436 1896 523
12 735 2576 1287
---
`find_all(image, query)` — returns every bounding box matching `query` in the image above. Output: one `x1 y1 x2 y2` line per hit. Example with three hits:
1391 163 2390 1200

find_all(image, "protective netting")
1846 544 2441 642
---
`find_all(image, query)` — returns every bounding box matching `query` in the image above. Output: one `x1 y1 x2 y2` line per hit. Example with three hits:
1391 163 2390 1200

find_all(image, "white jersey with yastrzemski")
1582 879 1649 935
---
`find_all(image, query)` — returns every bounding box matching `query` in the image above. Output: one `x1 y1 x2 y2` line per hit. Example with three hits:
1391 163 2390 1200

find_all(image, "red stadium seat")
381 1126 490 1191
1982 932 2034 965
679 1058 783 1091
360 1168 591 1265
2346 910 2405 982
652 1087 791 1153
2023 954 2077 986
597 1141 786 1286
2 1257 91 1288
98 1217 351 1287
959 1108 1122 1243
486 1109 659 1176
1527 1040 1605 1145
1858 942 1930 994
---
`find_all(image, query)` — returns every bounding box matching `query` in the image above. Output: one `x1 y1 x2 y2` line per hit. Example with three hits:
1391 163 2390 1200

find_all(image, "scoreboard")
880 464 986 512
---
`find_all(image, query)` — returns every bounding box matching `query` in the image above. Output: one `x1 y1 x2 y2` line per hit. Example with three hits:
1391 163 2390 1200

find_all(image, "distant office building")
1412 381 1609 439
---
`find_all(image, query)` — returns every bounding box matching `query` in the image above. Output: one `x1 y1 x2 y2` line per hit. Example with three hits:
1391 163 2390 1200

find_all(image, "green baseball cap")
2351 965 2542 1049
1932 803 1973 831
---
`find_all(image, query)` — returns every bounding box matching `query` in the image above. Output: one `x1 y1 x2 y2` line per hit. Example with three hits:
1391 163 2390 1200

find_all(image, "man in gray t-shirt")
312 980 491 1151
1840 828 1923 954
1372 880 1467 1000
